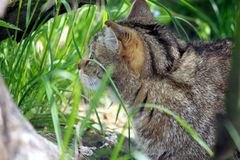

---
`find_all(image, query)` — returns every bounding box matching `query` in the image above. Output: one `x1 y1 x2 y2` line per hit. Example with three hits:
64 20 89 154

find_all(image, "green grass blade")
26 0 32 26
61 76 81 159
0 20 22 31
14 0 23 41
44 32 54 71
94 108 104 134
224 120 240 151
42 74 63 152
110 123 129 160
115 104 122 123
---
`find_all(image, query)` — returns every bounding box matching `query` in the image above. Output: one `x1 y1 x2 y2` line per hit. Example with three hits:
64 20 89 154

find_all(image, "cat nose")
78 60 89 70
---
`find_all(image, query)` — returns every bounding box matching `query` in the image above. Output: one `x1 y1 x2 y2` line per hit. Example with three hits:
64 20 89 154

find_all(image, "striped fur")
78 0 232 159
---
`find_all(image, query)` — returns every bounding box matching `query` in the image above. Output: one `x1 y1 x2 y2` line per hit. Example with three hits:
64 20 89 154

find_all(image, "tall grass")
0 0 238 159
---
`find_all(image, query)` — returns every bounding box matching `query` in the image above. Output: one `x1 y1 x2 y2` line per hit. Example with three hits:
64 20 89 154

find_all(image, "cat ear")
104 27 119 53
105 20 145 77
105 20 128 41
127 0 155 22
105 20 136 51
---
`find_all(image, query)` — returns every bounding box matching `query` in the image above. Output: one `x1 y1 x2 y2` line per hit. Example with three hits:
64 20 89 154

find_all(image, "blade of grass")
61 76 81 159
209 0 221 26
94 108 104 134
224 120 240 151
42 74 63 152
14 0 23 41
26 0 32 26
0 20 22 31
110 123 129 160
115 104 122 122
44 32 54 71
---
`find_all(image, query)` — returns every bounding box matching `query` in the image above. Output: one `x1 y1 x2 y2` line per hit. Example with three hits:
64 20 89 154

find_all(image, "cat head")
78 0 187 103
78 21 146 92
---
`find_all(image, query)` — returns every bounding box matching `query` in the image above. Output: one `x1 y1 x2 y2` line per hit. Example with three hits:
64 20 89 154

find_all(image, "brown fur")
106 20 145 77
78 0 232 159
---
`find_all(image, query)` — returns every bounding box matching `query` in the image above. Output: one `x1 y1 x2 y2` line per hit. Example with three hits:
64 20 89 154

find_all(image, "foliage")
0 0 238 159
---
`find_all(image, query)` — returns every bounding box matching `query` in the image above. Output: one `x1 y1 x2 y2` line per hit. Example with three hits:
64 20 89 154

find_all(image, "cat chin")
78 71 101 91
79 71 123 104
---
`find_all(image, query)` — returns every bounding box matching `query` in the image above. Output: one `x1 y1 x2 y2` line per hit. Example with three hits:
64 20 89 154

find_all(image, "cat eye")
89 51 96 59
78 60 89 70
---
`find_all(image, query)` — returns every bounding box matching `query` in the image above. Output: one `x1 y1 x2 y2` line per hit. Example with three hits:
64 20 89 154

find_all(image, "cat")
78 0 232 159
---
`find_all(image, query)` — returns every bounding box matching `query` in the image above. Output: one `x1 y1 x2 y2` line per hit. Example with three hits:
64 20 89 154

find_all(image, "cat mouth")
78 70 120 103
78 70 101 91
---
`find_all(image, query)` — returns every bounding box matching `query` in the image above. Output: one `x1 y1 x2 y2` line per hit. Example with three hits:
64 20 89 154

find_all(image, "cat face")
78 20 147 90
77 28 126 91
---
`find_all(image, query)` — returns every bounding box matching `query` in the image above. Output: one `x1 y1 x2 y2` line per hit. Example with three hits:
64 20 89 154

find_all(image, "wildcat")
78 0 232 159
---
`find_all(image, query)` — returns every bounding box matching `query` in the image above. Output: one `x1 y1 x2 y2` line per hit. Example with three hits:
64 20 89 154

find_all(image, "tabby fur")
78 0 232 159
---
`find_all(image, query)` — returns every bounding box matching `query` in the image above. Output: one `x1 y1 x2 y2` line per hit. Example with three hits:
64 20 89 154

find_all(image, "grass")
0 0 238 159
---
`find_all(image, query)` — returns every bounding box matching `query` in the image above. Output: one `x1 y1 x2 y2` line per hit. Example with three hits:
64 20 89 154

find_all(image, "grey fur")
78 0 232 159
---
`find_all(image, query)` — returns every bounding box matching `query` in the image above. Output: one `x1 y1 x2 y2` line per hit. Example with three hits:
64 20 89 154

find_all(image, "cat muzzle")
78 60 89 71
